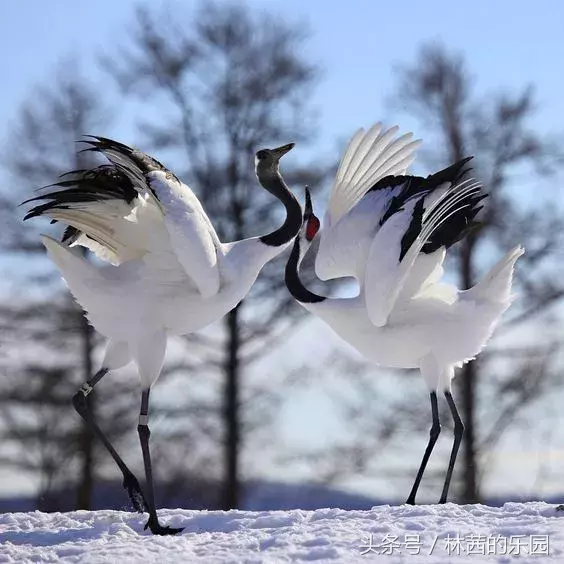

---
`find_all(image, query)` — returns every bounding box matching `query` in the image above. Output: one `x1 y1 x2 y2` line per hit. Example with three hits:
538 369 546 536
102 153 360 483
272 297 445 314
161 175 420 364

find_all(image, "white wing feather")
147 171 221 299
45 171 221 299
363 198 420 327
315 187 403 281
43 193 171 265
326 123 422 227
46 199 149 265
394 248 447 305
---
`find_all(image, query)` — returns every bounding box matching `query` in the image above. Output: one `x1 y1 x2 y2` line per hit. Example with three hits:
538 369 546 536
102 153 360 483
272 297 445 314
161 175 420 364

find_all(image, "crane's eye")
256 150 268 160
306 215 320 241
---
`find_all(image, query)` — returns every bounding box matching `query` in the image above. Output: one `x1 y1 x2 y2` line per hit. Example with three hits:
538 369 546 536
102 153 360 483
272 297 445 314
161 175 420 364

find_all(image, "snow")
0 503 562 563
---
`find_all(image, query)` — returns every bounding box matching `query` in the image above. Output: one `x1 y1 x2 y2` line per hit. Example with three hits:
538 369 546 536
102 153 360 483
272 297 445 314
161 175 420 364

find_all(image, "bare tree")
283 44 564 504
0 62 135 510
103 2 325 509
392 43 564 501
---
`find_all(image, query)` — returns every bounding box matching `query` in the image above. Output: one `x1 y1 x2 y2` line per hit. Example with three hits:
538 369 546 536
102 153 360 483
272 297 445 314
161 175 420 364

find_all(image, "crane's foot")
557 505 564 511
122 473 149 513
144 515 184 536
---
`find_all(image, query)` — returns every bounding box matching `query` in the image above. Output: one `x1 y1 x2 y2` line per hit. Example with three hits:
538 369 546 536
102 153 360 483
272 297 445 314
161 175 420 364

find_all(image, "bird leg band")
79 382 94 397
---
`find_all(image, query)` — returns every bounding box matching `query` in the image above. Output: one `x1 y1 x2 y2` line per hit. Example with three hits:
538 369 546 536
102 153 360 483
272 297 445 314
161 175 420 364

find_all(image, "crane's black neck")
285 238 326 304
259 172 303 247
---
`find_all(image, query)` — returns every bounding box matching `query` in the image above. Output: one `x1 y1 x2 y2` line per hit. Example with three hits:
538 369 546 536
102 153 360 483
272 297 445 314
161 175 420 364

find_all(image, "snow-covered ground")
0 503 562 563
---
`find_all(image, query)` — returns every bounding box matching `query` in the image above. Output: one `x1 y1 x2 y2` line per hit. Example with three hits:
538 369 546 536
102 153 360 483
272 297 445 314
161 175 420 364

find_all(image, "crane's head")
254 143 295 178
289 186 321 269
300 186 320 247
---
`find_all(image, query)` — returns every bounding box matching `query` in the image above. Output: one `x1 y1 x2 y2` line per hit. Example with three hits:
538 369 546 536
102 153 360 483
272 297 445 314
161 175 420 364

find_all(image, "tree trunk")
222 303 241 509
457 237 480 502
75 310 94 510
73 146 96 510
446 129 480 503
220 146 243 511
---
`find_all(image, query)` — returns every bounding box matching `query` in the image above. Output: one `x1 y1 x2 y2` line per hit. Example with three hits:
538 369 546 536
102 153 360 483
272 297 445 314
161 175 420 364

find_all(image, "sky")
1 0 564 501
2 0 564 154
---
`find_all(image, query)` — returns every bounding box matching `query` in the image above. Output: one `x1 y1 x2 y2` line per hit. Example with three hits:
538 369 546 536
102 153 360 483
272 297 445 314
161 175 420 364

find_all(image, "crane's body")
24 136 300 534
43 232 281 380
31 139 298 383
285 123 523 505
295 245 521 387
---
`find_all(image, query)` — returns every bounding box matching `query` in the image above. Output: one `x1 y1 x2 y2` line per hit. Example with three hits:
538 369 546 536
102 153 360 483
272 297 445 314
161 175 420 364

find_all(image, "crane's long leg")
72 368 148 513
137 388 183 536
439 390 464 504
406 391 441 505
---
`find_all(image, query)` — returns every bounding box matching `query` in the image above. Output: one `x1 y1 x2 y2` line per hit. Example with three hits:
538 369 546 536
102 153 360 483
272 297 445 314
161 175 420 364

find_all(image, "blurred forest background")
0 0 563 513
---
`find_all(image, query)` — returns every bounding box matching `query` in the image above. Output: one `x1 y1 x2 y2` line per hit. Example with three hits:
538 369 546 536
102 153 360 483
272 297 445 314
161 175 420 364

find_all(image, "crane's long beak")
304 186 313 218
272 143 295 159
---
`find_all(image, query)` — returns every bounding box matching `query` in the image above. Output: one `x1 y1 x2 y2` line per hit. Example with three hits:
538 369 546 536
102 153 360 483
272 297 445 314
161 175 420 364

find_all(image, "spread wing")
325 123 422 228
24 136 221 299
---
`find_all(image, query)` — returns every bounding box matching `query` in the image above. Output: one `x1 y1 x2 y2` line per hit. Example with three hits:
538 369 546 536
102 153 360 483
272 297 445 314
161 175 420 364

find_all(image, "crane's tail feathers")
462 245 525 304
420 180 484 249
327 123 422 225
395 174 483 275
40 235 109 326
398 176 483 265
369 173 485 326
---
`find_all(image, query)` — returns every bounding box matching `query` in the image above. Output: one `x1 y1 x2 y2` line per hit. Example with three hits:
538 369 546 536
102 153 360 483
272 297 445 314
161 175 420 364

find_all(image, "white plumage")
285 124 524 505
27 138 298 387
40 232 282 382
297 241 522 375
316 123 421 282
24 136 300 534
364 177 484 327
148 170 221 298
326 123 421 226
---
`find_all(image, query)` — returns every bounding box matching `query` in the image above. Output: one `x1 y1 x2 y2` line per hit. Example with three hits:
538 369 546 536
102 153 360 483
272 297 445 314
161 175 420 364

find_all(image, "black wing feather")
22 165 139 221
22 137 178 232
368 157 486 260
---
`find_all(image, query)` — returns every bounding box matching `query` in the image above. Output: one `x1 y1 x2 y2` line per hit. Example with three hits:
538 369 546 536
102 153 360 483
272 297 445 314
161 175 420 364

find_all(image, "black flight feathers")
22 136 176 228
79 136 177 182
368 157 486 260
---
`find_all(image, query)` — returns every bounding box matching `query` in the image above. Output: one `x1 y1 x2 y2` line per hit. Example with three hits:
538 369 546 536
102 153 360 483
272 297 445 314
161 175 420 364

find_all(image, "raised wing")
364 159 485 327
24 136 222 298
23 165 162 264
325 123 422 229
316 166 443 282
147 171 220 298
